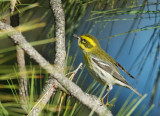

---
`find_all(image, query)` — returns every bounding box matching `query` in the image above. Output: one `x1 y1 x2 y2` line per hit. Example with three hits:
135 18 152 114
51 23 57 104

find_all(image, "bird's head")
73 34 101 53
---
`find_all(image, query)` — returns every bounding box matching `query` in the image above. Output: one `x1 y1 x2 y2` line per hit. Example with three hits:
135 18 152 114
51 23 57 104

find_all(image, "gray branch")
50 0 66 68
10 1 29 112
0 21 112 116
16 46 29 112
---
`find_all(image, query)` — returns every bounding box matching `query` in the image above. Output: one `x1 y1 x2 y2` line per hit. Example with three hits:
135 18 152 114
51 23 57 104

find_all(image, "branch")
16 46 29 111
0 23 112 116
10 1 29 112
68 62 83 80
50 0 66 68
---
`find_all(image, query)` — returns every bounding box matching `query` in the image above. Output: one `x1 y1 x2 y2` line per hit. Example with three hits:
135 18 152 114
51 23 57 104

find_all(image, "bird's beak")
73 34 80 40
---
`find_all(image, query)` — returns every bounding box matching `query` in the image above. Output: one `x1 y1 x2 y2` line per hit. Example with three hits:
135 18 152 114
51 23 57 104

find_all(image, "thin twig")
69 62 83 81
10 0 16 15
58 93 64 116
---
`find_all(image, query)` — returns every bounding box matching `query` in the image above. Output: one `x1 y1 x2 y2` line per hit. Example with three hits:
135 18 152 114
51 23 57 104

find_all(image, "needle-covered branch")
0 21 112 116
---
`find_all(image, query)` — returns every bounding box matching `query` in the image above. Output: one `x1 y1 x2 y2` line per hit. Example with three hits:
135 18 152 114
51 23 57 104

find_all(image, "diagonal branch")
0 21 112 116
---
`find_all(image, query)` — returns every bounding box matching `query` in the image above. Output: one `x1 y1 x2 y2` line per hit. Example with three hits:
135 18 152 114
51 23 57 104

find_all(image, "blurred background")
0 0 160 115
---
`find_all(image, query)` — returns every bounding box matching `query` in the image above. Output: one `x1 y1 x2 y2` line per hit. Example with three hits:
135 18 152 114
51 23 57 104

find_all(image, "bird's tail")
127 85 142 97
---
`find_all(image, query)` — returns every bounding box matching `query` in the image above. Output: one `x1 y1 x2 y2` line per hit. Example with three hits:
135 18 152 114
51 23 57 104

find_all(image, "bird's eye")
81 39 87 43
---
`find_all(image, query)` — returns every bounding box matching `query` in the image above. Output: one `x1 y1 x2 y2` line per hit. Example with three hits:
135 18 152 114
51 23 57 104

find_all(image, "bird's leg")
101 90 109 105
101 85 113 106
105 94 113 106
106 94 110 106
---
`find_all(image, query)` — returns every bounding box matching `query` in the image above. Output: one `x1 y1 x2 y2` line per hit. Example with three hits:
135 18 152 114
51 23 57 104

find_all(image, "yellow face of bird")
74 34 101 53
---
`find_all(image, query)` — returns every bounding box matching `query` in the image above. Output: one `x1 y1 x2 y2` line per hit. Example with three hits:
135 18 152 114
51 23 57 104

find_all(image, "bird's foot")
105 102 113 106
100 98 113 106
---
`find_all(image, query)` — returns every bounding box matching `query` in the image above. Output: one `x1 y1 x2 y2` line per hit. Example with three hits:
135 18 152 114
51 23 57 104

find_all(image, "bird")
73 33 142 106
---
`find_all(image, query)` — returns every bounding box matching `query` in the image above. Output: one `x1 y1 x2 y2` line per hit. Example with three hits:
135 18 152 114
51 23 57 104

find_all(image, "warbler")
73 34 142 106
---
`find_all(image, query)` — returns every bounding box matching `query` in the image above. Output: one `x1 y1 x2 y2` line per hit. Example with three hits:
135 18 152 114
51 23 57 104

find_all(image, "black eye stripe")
81 39 87 43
